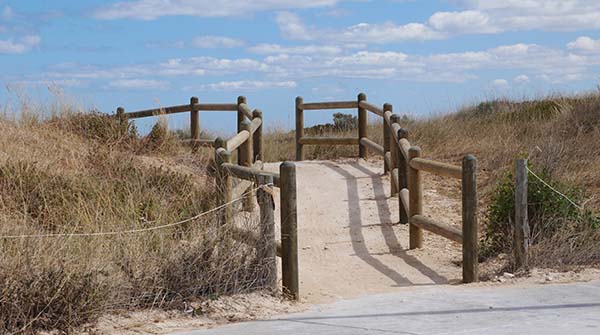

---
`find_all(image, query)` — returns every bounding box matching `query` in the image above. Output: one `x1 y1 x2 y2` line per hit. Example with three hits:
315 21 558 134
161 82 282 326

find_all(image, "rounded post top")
117 107 124 113
214 137 226 149
463 154 477 163
240 118 251 130
280 161 296 170
237 96 247 104
408 146 422 157
398 128 409 139
190 96 199 104
383 103 392 111
295 96 303 103
358 92 367 101
390 113 401 123
252 109 263 118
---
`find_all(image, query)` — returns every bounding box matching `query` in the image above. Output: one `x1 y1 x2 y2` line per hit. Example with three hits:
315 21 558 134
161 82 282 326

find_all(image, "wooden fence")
295 93 479 283
115 97 300 299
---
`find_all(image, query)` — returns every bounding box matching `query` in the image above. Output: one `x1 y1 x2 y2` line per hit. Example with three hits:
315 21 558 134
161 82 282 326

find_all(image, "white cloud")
0 35 41 54
94 0 340 20
248 43 342 55
428 10 496 33
199 80 297 91
567 36 600 52
275 11 313 40
109 79 169 90
514 74 529 83
191 35 245 48
491 78 509 87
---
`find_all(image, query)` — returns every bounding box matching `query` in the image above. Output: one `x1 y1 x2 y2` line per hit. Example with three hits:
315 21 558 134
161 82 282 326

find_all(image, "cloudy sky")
2 0 600 131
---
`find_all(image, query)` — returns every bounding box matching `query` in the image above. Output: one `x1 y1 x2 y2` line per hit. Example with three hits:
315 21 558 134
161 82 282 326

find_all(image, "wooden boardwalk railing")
114 96 300 299
294 93 479 283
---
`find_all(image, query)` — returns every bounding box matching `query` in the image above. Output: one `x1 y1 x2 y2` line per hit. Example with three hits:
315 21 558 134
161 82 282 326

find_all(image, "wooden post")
408 146 423 249
358 93 367 159
237 96 247 166
462 154 479 283
190 97 199 140
398 128 409 225
514 158 530 270
116 107 125 124
280 161 299 300
214 138 232 226
390 114 401 196
295 96 304 161
252 109 263 162
240 119 254 212
383 103 392 173
257 174 277 290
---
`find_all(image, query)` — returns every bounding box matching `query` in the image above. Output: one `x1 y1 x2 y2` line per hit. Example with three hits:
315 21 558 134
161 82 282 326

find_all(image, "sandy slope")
265 158 464 303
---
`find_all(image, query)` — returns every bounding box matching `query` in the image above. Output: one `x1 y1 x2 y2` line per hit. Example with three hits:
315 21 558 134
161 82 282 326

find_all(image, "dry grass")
0 108 273 333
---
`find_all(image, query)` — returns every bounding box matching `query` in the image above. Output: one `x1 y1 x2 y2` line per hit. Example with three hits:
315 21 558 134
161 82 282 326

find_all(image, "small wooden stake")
257 174 277 290
295 97 304 161
190 97 199 140
280 161 299 300
462 154 479 283
397 128 409 225
514 158 530 270
358 93 367 159
408 146 423 249
252 109 263 162
383 103 392 173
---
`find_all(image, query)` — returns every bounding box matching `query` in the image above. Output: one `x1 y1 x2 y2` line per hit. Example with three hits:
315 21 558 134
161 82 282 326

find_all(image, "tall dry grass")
0 105 272 333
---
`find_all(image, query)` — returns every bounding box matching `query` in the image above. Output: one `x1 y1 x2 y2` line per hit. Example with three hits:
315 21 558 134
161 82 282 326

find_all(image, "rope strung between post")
525 166 584 211
0 183 273 240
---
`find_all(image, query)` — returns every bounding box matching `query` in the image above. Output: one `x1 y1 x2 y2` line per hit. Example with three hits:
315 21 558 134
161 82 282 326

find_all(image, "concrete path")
174 281 600 335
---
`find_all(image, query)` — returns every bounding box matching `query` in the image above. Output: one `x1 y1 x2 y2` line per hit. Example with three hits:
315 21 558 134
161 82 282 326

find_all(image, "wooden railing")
295 93 479 283
115 96 299 299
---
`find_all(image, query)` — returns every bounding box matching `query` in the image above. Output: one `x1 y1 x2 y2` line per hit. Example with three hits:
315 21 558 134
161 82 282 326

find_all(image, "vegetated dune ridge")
1 91 599 334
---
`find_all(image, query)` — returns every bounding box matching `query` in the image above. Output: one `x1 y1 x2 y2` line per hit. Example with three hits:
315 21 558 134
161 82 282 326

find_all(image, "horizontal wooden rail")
400 188 409 215
221 162 280 187
250 117 262 135
358 101 384 117
232 179 253 201
238 103 253 119
300 101 358 110
226 130 250 152
122 103 238 119
384 152 392 172
411 215 463 244
360 137 384 156
391 168 399 192
298 137 359 145
409 158 462 179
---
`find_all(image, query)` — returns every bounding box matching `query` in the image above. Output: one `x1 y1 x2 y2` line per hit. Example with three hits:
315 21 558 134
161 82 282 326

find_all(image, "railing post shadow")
462 154 478 283
280 161 299 300
408 146 423 249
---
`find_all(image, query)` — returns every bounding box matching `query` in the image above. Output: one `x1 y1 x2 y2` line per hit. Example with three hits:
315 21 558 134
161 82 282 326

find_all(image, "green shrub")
481 160 589 259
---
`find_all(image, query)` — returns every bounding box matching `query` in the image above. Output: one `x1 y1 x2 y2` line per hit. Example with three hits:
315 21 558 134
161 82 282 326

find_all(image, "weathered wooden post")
295 96 304 161
190 96 199 140
358 93 367 159
252 109 263 162
237 96 247 166
398 128 409 225
116 106 125 124
240 119 254 212
514 158 530 270
214 138 233 226
408 146 423 249
462 154 479 283
257 174 277 290
390 114 401 196
280 161 299 300
383 103 392 174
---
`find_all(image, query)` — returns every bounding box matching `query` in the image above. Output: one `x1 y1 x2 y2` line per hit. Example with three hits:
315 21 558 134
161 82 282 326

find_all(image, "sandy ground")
73 158 599 334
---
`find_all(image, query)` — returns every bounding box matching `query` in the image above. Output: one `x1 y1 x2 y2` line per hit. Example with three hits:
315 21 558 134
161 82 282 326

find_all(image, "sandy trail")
265 159 464 303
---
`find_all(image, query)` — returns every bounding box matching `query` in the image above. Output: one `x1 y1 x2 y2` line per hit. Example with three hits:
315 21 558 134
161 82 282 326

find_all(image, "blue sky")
1 0 600 133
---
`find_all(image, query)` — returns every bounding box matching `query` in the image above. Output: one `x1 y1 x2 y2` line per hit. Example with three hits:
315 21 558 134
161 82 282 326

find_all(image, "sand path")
265 159 464 303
